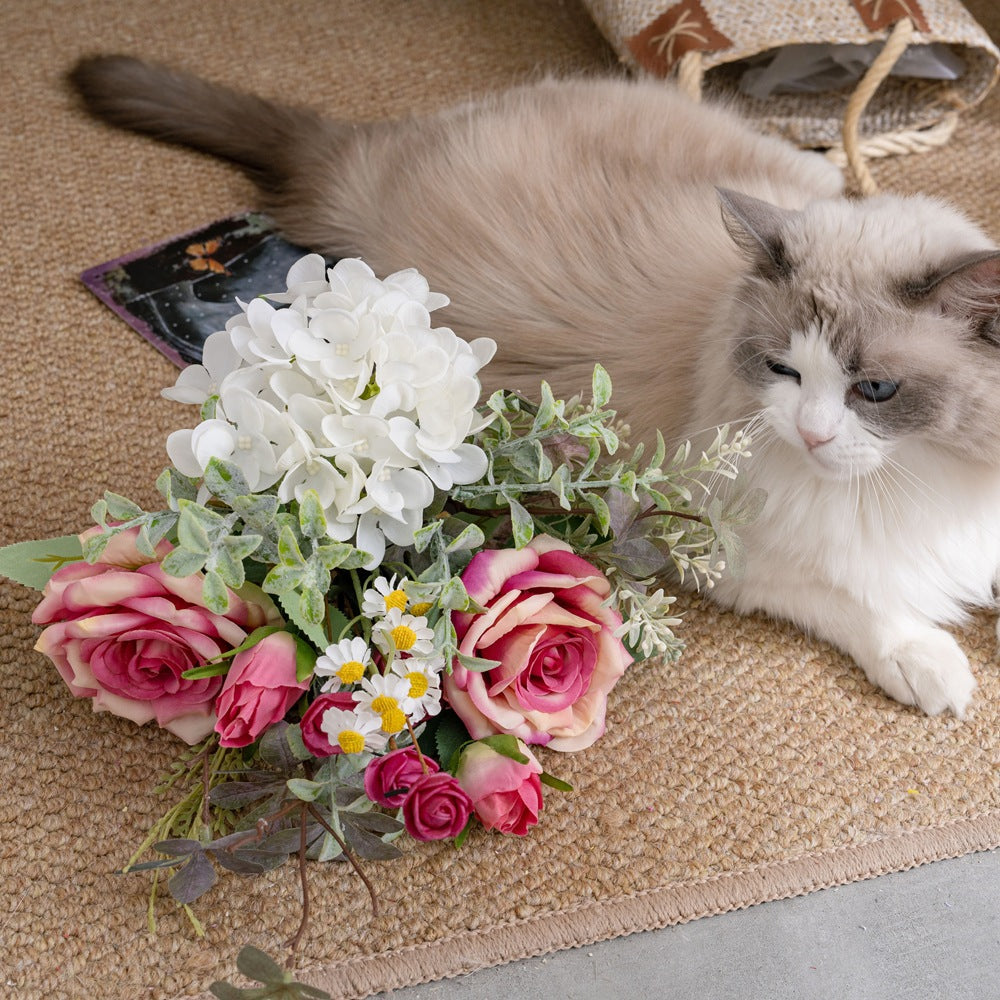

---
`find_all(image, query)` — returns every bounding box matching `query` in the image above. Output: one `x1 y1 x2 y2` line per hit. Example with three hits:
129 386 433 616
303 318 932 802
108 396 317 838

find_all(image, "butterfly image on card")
184 238 230 275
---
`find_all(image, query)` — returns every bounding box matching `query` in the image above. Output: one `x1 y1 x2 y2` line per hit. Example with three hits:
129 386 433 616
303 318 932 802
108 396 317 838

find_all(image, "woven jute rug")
2 2 999 998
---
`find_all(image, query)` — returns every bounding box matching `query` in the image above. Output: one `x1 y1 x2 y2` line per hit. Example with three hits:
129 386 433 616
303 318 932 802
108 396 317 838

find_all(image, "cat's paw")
874 631 976 718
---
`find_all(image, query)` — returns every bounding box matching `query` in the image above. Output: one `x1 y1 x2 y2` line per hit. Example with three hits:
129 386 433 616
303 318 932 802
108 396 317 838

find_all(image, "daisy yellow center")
410 601 432 616
406 672 429 698
390 625 417 651
337 730 365 754
370 694 400 715
380 707 407 734
384 589 408 613
337 660 366 684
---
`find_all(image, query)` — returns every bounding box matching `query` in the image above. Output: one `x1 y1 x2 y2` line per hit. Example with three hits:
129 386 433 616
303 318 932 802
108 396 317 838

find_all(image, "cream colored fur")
69 57 1000 717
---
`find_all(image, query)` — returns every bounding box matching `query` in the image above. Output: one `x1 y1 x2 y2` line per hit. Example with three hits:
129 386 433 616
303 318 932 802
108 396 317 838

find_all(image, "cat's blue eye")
766 359 800 382
852 379 899 403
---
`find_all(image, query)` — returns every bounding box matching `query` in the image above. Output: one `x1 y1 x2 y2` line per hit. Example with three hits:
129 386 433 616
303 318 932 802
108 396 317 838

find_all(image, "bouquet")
0 254 755 965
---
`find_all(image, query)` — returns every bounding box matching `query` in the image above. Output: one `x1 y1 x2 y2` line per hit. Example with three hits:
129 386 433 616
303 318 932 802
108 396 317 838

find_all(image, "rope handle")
671 17 947 196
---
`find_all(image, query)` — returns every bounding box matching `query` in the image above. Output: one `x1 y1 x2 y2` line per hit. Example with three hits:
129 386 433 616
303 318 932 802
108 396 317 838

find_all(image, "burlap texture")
1 2 999 999
582 0 1000 146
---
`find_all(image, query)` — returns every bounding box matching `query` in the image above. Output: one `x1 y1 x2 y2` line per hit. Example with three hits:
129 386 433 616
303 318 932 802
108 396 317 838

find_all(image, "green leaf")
81 531 111 564
167 852 216 905
413 520 442 554
90 498 108 528
313 541 356 571
455 652 501 673
292 634 317 683
531 381 558 433
297 489 328 539
277 525 305 566
439 576 470 611
585 492 611 536
179 661 231 681
540 772 574 792
507 497 534 549
327 606 351 643
431 709 472 772
591 363 612 407
202 571 230 614
235 945 287 984
156 467 199 510
161 546 207 578
286 778 324 801
262 564 303 594
211 543 246 589
177 504 212 555
103 491 144 521
203 457 251 502
0 535 83 590
453 818 474 850
299 586 326 625
276 590 328 651
444 521 485 553
479 734 529 764
198 394 219 422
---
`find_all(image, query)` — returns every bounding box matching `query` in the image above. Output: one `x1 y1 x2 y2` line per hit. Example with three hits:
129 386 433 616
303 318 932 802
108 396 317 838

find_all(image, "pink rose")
401 771 473 841
364 746 439 808
33 527 279 744
443 535 632 751
455 738 544 836
214 631 309 747
299 692 356 757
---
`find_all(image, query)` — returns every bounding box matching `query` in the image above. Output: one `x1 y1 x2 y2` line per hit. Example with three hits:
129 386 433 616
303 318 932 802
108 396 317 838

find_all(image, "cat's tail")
67 54 343 194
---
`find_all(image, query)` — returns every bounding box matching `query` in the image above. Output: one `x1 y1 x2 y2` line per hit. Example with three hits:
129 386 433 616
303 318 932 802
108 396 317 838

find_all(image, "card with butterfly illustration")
81 212 326 366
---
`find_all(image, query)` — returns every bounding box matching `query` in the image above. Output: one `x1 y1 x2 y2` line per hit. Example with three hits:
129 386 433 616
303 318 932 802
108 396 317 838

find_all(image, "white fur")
710 336 1000 717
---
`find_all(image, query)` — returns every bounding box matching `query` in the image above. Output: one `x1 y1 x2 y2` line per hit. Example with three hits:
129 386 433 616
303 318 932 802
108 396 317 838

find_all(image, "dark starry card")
81 212 326 366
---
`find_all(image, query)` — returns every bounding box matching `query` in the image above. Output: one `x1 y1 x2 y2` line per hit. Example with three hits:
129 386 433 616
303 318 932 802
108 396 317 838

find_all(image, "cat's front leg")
724 579 976 717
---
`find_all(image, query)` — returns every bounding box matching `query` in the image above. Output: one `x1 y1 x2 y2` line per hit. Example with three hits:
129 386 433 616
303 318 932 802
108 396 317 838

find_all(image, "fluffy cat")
68 55 1000 718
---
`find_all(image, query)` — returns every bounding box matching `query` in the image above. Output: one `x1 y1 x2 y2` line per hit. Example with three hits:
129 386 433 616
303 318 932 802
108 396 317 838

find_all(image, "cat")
68 54 1000 719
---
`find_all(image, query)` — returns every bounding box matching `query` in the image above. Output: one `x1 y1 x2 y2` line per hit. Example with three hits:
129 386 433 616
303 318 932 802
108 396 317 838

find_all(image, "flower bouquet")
0 254 754 961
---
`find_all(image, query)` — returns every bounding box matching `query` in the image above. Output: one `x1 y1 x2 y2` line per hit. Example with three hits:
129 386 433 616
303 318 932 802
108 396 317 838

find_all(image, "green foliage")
210 946 331 1000
0 535 83 590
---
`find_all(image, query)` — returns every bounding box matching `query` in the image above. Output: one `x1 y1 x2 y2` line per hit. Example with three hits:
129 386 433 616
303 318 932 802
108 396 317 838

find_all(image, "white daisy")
371 608 435 659
389 655 444 719
353 674 413 735
319 706 387 754
361 575 410 618
314 636 373 691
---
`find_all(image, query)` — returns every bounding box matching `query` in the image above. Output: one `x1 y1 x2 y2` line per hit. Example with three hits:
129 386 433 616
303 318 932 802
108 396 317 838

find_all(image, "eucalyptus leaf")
161 546 207 578
507 497 534 549
444 521 485 553
202 570 231 614
413 520 441 554
591 363 612 407
203 457 251 503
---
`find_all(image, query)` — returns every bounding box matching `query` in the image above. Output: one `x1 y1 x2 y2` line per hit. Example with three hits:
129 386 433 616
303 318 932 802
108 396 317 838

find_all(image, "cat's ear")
905 250 1000 343
716 188 798 280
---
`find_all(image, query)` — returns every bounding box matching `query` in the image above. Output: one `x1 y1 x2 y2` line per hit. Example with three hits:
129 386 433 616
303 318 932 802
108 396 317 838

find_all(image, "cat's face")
720 190 1000 478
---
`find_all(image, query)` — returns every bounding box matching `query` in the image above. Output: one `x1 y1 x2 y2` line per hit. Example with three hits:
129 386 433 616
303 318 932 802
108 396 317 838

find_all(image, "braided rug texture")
1 2 998 998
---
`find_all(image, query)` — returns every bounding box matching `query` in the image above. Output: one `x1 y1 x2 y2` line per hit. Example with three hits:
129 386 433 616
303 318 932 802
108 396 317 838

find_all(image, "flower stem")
406 718 429 775
284 802 311 952
306 804 380 916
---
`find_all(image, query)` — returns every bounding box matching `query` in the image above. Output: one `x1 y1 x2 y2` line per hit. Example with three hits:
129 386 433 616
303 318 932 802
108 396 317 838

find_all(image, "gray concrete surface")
378 848 999 999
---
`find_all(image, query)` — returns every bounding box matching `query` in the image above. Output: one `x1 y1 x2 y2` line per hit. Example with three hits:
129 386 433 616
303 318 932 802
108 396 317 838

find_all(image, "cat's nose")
798 426 834 450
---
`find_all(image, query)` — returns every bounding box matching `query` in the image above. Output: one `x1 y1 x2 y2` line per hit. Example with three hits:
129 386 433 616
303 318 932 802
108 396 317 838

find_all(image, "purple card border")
79 212 251 369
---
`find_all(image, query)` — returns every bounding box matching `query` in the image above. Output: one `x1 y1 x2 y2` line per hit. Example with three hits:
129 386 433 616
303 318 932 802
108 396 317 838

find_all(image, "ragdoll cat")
68 55 1000 719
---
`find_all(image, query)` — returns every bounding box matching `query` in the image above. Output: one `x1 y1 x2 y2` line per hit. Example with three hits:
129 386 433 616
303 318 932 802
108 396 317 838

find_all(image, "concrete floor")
378 848 999 999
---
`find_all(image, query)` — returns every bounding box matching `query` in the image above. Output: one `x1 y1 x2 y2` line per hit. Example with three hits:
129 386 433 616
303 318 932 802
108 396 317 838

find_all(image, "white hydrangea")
162 255 496 567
